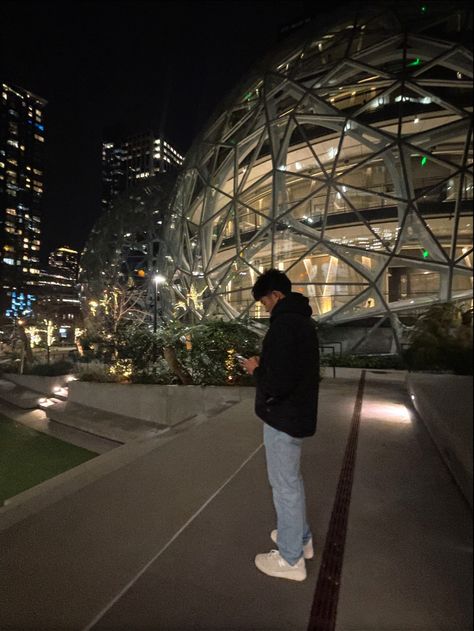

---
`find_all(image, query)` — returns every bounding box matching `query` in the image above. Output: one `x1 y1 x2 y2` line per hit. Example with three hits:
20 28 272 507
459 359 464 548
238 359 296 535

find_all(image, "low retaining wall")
406 373 473 510
68 381 255 427
1 373 71 396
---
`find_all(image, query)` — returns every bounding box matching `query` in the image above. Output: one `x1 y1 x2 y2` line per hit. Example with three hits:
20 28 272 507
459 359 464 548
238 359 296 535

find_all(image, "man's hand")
242 356 260 375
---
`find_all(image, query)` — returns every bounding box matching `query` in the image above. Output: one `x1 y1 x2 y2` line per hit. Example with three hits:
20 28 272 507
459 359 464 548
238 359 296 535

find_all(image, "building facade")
101 129 184 211
0 82 46 317
48 245 79 282
160 2 473 353
33 246 81 344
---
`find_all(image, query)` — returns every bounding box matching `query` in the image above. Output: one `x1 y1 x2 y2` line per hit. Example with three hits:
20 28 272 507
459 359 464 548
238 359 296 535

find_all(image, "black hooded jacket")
253 292 319 438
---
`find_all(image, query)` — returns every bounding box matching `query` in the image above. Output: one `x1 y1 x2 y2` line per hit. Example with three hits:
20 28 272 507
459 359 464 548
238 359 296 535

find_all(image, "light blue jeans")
263 423 312 565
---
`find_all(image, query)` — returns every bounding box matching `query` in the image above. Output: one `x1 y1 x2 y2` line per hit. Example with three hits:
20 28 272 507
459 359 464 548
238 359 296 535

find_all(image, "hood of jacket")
270 292 313 321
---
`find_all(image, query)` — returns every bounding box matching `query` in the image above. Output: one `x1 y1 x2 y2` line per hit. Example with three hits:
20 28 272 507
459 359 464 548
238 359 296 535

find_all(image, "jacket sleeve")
254 317 299 401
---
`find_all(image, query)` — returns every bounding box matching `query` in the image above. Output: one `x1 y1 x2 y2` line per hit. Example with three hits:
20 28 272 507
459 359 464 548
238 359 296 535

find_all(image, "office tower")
101 129 184 210
48 245 79 283
1 82 46 316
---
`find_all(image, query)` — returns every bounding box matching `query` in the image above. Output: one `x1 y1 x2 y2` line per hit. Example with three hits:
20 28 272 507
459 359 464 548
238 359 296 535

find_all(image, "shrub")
80 319 262 386
73 361 119 383
25 360 74 376
116 324 161 370
403 303 473 374
130 362 179 384
0 359 20 374
183 320 261 386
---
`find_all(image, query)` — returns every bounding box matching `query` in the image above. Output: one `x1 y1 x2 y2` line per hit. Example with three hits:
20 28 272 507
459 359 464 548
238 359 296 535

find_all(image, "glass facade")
0 82 46 315
101 131 184 212
160 3 473 350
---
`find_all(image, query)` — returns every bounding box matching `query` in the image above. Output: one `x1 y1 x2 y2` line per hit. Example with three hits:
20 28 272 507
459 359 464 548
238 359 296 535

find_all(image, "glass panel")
408 119 469 169
273 230 312 267
205 245 237 276
238 174 273 214
285 248 369 285
305 283 370 317
212 258 255 315
396 210 447 263
330 287 382 321
325 214 389 250
455 245 473 268
404 268 441 301
451 268 473 299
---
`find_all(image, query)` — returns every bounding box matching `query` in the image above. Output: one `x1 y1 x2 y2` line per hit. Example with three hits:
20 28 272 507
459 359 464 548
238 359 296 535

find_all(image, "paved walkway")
0 374 472 631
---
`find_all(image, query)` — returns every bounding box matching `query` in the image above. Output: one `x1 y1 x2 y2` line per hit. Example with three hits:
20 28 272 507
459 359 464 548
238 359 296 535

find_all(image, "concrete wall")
68 381 255 427
1 373 71 396
406 373 473 510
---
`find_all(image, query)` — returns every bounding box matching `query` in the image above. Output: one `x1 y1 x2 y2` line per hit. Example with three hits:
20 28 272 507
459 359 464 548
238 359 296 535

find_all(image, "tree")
79 176 177 341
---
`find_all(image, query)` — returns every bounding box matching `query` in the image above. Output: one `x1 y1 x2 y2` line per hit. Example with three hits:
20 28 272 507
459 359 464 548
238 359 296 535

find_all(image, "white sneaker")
271 529 314 560
255 550 306 581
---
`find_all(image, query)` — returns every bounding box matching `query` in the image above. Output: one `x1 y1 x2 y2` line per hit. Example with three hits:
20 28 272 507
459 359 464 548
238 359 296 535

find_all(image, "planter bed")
68 381 255 427
1 373 72 397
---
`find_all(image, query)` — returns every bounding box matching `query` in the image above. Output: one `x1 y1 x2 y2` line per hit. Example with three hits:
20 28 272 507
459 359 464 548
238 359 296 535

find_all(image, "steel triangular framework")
160 3 473 350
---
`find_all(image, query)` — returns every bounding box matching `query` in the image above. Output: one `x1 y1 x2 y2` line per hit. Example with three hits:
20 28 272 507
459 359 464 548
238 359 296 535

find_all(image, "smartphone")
235 354 246 362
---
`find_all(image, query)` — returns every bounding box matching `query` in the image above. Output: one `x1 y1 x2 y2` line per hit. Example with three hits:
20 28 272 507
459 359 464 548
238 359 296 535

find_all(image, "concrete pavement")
0 374 472 631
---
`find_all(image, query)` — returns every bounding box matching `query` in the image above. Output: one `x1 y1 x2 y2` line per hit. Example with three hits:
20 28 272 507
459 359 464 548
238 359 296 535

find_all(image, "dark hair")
252 268 292 300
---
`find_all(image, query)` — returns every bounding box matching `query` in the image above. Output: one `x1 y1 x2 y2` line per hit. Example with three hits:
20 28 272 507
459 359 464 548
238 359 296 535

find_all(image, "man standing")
243 269 319 582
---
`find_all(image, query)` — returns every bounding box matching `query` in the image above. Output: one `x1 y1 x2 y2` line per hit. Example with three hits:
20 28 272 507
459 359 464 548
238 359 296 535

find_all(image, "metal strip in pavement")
82 441 264 631
307 370 366 631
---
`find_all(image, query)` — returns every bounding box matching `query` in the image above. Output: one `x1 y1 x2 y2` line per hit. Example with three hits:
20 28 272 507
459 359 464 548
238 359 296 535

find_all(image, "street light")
153 274 166 333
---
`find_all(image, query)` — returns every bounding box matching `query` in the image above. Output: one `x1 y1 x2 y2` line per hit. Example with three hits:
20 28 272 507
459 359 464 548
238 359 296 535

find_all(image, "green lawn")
0 415 97 504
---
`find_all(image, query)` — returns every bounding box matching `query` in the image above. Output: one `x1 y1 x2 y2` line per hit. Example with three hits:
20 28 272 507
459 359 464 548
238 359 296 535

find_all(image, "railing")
223 177 472 238
320 344 342 378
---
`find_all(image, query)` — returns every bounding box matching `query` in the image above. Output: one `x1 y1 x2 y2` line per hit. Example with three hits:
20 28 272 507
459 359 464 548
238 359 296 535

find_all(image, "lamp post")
152 274 166 333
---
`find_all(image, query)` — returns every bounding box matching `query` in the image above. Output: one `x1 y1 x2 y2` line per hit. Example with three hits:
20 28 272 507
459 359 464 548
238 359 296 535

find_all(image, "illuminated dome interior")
160 2 473 351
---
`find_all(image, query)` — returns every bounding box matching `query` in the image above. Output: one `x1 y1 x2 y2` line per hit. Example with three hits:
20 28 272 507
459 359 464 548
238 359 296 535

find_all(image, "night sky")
1 0 325 263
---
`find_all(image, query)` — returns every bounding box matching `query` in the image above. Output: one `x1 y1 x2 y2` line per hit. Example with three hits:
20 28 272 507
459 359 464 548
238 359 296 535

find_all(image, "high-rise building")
30 246 81 343
101 129 184 210
48 245 79 283
0 82 46 317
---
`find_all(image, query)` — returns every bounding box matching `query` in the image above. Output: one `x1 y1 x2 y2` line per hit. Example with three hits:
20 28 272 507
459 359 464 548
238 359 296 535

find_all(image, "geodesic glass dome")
160 2 473 351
